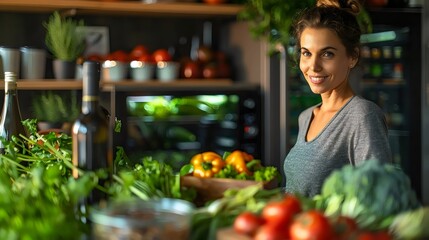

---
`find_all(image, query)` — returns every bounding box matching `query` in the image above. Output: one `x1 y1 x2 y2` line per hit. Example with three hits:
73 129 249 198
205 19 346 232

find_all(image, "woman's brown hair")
292 0 362 59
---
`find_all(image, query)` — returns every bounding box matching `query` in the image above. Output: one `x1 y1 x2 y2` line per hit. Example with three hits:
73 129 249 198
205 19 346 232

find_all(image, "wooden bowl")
181 176 278 205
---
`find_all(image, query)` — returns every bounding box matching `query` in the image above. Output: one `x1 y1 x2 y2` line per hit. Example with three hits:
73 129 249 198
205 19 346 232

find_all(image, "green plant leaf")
43 11 85 61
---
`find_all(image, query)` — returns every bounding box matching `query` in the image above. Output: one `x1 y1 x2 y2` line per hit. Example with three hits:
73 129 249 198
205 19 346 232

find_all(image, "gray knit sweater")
283 95 392 197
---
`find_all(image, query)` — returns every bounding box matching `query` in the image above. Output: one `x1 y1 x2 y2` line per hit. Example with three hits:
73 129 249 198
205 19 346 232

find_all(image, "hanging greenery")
238 0 373 54
238 0 316 53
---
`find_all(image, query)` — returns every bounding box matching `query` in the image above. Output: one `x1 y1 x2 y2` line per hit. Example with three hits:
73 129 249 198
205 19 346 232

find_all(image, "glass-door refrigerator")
357 8 422 200
359 26 411 167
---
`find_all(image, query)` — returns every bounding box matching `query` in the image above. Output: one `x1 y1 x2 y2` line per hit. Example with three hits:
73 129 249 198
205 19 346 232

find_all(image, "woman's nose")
310 57 322 71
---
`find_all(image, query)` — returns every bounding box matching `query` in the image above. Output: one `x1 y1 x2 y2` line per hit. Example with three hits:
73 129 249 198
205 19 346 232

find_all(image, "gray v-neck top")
284 95 392 197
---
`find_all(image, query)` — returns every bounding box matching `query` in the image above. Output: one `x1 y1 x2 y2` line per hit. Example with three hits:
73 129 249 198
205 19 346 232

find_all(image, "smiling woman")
283 0 392 198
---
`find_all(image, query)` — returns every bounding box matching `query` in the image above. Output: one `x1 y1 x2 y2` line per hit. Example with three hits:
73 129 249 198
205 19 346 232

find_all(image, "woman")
284 0 392 197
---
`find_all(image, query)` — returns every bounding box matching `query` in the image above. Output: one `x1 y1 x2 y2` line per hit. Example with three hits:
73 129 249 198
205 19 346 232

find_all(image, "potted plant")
32 91 80 133
43 11 86 79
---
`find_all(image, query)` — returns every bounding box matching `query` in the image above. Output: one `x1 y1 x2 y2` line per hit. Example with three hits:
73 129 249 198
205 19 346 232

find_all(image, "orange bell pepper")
225 150 254 175
191 151 225 178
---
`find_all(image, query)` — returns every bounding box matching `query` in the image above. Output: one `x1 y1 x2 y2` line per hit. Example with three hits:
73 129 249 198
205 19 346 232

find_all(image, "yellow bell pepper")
225 150 254 175
191 151 225 178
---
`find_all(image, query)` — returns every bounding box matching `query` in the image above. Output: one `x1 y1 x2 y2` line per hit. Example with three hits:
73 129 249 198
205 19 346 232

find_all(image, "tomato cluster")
84 44 172 64
233 194 393 240
83 43 231 80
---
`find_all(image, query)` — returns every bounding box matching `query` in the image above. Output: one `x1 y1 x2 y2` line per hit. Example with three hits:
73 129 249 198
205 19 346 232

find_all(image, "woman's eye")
301 51 311 57
322 51 334 58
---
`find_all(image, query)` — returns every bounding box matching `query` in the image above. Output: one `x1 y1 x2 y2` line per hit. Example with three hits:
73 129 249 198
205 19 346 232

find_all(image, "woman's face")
299 27 357 95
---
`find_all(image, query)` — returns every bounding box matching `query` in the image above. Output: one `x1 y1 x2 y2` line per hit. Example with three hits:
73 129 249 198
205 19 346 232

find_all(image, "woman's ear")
349 47 360 68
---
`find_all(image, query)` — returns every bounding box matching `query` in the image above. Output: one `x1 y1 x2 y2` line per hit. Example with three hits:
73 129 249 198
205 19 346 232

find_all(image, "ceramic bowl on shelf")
156 61 180 82
130 60 155 82
101 60 128 82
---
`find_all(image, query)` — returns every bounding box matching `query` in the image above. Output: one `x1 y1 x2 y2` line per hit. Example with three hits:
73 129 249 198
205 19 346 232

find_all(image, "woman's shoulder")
348 95 383 114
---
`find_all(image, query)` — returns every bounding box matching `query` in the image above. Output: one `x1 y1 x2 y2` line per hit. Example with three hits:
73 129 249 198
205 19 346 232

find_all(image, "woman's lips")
308 75 327 84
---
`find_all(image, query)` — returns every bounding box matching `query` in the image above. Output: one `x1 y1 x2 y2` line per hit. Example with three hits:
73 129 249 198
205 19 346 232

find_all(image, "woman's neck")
319 86 355 112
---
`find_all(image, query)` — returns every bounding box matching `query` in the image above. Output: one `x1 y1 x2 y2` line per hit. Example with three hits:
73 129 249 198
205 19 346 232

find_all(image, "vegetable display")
1 119 428 239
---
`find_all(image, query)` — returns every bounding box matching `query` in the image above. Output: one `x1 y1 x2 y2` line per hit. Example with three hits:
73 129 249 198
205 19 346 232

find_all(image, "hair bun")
317 0 361 16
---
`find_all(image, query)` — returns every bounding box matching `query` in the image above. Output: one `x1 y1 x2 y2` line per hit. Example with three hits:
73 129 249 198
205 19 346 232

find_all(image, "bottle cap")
4 72 17 82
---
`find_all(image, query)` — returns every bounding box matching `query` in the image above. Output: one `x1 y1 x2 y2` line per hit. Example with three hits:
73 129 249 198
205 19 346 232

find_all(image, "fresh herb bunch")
43 11 86 61
0 119 97 239
110 154 196 202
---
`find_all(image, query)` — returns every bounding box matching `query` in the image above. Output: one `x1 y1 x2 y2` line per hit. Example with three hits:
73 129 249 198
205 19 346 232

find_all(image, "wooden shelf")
4 79 256 91
16 80 83 90
0 0 244 17
102 79 239 91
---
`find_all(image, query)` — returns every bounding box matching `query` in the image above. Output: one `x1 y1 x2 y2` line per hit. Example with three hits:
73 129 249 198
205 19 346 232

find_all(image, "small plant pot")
130 61 155 82
53 59 76 79
102 60 128 81
156 61 179 82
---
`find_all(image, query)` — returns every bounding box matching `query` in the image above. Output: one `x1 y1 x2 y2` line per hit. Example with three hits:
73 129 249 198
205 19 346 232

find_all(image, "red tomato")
262 195 302 226
86 54 104 62
289 210 334 240
332 216 358 240
233 211 265 237
152 49 172 62
130 44 149 60
254 222 289 240
138 54 155 63
181 60 202 79
107 50 129 62
202 63 218 79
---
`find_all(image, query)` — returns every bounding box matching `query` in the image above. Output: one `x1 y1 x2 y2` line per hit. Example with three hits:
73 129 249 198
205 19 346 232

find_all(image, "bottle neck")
81 95 99 114
4 80 17 95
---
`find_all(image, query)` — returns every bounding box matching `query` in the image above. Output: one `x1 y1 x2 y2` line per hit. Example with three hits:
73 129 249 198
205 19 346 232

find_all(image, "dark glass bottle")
72 61 112 206
0 72 27 154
